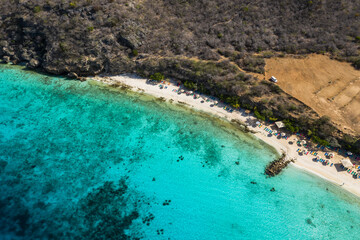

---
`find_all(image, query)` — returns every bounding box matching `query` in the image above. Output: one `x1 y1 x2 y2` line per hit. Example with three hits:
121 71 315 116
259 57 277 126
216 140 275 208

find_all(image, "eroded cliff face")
0 0 359 152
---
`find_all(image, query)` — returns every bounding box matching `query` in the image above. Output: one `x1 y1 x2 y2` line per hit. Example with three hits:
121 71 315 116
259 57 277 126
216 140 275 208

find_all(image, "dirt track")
265 54 360 135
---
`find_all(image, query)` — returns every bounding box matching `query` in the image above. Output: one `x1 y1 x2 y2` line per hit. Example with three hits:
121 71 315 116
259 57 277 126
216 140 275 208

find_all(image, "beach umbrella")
272 130 277 134
256 121 260 125
281 133 286 137
214 101 218 105
180 89 185 93
329 153 334 158
301 140 307 145
347 152 353 156
189 91 193 94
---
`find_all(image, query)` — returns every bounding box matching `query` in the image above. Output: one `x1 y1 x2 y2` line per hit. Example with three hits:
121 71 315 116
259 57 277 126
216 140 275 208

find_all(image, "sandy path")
92 74 360 198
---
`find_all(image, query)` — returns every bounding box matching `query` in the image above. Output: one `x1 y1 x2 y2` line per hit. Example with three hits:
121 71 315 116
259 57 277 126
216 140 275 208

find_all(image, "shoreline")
91 74 360 198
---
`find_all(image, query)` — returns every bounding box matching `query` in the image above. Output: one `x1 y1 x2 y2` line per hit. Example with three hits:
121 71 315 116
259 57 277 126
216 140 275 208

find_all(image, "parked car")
270 76 278 83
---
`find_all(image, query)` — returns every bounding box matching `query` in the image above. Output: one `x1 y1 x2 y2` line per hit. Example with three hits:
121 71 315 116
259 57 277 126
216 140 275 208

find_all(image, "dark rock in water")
162 200 170 206
265 153 293 177
235 161 239 165
0 160 8 172
142 213 155 226
250 181 257 184
270 188 275 192
76 179 142 239
305 218 316 227
152 177 156 181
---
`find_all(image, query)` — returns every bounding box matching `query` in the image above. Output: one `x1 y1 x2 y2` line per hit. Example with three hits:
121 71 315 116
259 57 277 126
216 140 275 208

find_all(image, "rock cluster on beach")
265 153 293 177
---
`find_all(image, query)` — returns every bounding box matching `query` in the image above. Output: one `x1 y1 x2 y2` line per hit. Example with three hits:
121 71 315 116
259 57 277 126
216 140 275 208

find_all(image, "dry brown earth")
265 54 360 135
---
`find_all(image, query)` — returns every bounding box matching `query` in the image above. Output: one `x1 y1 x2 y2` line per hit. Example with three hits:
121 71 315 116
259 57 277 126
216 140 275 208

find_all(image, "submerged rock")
0 160 8 173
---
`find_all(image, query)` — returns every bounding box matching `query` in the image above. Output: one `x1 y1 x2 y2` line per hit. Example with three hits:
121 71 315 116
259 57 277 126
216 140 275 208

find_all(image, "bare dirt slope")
265 54 360 135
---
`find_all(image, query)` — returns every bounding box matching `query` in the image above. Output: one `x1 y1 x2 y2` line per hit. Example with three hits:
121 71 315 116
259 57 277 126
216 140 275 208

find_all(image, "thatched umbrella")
301 140 307 145
281 133 286 137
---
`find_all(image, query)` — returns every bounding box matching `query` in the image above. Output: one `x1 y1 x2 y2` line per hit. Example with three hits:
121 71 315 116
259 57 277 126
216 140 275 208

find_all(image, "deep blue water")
1 65 360 240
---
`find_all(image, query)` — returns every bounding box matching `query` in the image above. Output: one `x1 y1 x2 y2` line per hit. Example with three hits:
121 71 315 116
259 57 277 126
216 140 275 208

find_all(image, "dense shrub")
150 72 164 82
184 81 197 90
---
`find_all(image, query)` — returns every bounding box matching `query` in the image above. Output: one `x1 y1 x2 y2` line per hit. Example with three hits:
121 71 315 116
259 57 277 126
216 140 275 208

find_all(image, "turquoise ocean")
0 64 360 239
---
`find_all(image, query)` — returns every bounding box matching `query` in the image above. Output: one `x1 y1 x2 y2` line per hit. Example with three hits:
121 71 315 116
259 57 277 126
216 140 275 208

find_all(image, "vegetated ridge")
0 0 359 152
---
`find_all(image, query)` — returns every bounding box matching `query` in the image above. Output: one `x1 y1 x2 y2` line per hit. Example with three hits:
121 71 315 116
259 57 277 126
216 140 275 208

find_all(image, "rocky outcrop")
2 56 10 63
265 153 293 177
27 59 40 69
67 72 79 79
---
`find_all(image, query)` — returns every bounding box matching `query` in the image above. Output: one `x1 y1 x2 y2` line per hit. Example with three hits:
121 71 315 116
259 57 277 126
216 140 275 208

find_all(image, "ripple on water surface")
0 65 360 240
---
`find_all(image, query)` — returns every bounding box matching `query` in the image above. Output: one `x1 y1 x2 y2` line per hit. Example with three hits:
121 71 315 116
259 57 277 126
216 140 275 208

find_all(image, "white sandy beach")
92 74 360 198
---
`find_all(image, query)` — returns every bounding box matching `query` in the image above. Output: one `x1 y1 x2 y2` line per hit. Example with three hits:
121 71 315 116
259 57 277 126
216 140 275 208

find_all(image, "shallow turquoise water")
0 65 360 240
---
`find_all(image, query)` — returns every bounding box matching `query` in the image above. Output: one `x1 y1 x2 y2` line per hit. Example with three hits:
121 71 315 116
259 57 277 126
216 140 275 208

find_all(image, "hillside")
0 0 359 152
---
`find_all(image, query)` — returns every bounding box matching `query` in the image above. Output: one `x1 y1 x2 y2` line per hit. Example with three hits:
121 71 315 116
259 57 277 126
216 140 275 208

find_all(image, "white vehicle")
270 76 277 83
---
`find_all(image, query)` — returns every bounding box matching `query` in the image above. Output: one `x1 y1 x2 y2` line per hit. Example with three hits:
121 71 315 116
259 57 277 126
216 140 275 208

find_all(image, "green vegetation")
33 6 42 13
132 49 138 56
59 42 67 52
283 119 300 133
254 108 266 121
149 72 164 82
184 81 197 90
69 2 76 8
311 135 329 146
87 26 94 32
